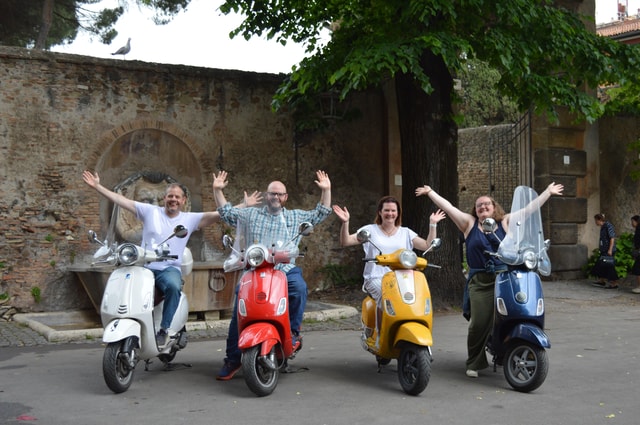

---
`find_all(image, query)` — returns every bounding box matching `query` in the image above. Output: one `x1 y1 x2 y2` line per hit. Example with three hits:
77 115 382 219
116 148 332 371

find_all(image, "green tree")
212 0 640 303
0 0 189 49
456 58 520 128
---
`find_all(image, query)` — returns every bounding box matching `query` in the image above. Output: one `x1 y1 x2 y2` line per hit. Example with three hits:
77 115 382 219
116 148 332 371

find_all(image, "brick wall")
0 46 386 312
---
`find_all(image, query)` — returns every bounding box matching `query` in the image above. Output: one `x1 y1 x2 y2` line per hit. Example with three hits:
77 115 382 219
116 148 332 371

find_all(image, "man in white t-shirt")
82 170 258 347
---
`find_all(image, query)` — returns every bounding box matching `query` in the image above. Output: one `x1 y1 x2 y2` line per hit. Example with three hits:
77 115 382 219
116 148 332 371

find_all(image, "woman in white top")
333 196 446 304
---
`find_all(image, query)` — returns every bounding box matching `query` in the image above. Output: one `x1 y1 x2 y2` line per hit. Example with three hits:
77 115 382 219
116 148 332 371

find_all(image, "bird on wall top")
111 38 131 58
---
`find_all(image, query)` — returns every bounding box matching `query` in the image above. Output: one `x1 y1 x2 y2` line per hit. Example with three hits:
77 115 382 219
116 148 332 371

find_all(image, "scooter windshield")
223 214 299 272
497 186 551 276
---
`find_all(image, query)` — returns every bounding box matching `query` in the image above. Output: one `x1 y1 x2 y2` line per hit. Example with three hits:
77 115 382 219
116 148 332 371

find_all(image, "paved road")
0 279 639 425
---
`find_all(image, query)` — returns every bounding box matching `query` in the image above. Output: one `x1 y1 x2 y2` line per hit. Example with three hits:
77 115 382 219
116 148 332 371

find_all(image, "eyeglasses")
475 201 492 208
267 192 287 198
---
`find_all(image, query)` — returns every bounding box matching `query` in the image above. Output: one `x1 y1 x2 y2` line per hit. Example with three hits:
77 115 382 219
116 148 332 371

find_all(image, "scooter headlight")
118 243 140 266
399 250 418 269
246 246 267 268
523 250 537 270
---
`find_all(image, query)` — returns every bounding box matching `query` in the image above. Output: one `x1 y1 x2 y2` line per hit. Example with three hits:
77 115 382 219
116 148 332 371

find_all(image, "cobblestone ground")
0 321 49 347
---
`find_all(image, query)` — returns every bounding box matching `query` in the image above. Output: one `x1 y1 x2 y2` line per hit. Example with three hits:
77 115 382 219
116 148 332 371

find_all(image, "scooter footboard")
509 323 550 349
394 322 433 348
238 323 280 356
103 319 141 343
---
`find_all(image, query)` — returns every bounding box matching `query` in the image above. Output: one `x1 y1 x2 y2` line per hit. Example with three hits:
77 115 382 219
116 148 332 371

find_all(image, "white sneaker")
466 369 479 378
632 287 640 294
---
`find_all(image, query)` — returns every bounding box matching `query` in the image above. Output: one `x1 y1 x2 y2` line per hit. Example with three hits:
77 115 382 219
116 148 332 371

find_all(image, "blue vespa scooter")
481 185 550 393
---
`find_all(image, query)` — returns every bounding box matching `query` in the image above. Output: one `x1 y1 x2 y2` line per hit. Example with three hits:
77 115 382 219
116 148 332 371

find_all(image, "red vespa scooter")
223 220 313 397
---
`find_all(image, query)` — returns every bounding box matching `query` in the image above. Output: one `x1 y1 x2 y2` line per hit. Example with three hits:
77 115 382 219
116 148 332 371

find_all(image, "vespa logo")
109 319 120 332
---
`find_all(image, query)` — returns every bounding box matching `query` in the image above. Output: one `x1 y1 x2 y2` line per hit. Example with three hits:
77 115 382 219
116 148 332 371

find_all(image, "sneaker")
466 369 479 378
591 281 606 287
632 287 640 294
155 329 168 347
292 334 303 352
216 361 241 381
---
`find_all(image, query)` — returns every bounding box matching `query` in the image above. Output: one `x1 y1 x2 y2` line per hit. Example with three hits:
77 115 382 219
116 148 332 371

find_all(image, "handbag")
599 255 615 265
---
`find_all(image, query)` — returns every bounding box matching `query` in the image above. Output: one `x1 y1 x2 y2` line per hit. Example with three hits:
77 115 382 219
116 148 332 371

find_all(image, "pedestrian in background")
629 215 640 294
591 213 619 289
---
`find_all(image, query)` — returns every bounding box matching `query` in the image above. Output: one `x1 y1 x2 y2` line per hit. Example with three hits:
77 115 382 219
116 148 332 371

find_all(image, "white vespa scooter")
88 225 192 393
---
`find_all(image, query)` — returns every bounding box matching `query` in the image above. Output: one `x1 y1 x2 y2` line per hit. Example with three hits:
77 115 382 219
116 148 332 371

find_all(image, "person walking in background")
629 215 640 294
415 182 563 378
591 213 619 289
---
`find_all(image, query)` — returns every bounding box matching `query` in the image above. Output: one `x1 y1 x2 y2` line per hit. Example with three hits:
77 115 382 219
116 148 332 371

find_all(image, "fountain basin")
69 262 239 318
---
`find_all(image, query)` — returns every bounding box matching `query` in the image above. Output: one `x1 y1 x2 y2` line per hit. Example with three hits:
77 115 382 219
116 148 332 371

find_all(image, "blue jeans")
152 267 182 330
224 267 307 364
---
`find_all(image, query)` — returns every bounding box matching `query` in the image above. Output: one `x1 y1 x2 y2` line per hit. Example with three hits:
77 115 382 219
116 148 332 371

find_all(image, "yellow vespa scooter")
357 228 441 396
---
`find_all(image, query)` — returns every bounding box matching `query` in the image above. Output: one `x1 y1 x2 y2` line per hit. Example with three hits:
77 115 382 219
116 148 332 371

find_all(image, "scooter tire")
103 341 135 394
397 343 431 396
503 341 548 393
243 345 278 397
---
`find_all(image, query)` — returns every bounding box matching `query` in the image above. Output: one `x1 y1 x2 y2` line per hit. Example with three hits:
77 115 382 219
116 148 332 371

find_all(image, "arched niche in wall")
87 119 210 257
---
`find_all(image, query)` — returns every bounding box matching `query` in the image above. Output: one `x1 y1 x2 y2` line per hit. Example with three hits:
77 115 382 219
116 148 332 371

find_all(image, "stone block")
546 197 588 223
534 175 577 197
548 244 588 272
534 148 587 176
548 223 578 245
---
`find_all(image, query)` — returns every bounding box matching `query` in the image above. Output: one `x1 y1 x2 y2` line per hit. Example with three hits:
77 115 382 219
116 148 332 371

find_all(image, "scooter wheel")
103 341 135 394
242 345 278 397
397 343 431 396
503 341 548 393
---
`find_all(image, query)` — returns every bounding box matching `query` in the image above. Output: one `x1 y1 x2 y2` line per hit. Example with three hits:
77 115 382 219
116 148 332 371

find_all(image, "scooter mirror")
173 225 188 239
298 222 314 237
544 239 551 249
222 234 234 249
481 218 497 234
88 230 97 243
430 238 442 250
356 228 371 243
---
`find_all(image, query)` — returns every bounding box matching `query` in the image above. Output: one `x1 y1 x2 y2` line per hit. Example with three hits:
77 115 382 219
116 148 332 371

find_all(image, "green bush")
583 232 635 279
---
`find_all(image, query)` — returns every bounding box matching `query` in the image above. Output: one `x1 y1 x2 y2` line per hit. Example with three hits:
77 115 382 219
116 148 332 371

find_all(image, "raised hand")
430 209 446 224
244 190 263 207
315 170 331 191
332 205 350 223
82 170 100 188
212 171 229 191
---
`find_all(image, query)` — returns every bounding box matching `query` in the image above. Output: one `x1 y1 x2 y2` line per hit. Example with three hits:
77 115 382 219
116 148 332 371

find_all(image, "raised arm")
332 205 360 247
82 170 136 214
212 171 230 208
315 170 331 208
411 209 447 251
502 182 564 228
200 173 262 228
416 185 475 236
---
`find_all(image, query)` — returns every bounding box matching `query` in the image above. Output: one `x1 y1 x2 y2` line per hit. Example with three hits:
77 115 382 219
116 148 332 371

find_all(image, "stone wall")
597 116 640 240
0 46 386 312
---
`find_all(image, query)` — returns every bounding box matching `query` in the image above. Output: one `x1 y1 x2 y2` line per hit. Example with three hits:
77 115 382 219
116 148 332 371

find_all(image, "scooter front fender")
393 322 433 348
238 323 280 356
102 318 141 344
508 323 551 349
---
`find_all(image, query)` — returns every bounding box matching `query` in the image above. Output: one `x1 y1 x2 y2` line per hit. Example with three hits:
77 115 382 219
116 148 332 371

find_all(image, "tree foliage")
210 1 640 304
0 0 190 49
456 58 520 128
217 0 639 122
